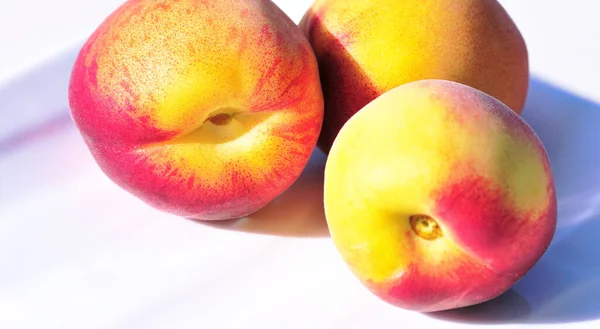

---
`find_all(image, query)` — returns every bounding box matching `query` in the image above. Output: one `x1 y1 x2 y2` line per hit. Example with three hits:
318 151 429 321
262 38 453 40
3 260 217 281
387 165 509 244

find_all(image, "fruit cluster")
68 0 557 312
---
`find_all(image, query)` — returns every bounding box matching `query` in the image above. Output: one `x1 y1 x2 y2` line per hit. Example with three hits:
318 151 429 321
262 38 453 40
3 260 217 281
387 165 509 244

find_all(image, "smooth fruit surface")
300 0 529 153
323 80 556 312
69 0 324 220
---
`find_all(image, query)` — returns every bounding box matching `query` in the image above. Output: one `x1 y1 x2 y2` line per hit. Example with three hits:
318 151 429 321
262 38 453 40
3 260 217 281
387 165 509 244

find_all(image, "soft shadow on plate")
511 77 600 323
193 149 330 238
431 78 600 324
0 47 79 142
428 289 532 324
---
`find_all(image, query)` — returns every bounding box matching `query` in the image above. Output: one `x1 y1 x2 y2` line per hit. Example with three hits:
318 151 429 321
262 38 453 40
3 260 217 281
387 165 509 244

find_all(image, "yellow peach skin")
323 80 556 312
300 0 529 153
68 0 324 220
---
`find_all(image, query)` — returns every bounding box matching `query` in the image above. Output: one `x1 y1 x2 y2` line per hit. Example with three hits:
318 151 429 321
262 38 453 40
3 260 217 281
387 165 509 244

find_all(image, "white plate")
1 1 599 328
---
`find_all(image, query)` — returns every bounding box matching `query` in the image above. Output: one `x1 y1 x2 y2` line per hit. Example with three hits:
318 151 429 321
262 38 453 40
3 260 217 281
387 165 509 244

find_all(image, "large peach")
323 80 556 312
300 0 529 153
68 0 324 220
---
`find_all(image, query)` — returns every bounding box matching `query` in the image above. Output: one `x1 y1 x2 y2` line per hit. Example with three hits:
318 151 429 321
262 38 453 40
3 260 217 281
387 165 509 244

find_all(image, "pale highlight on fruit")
69 0 324 220
323 80 556 312
300 0 529 152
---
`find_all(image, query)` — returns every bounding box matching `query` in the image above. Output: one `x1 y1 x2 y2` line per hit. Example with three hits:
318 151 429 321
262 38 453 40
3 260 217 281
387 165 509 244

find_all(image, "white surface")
1 1 599 328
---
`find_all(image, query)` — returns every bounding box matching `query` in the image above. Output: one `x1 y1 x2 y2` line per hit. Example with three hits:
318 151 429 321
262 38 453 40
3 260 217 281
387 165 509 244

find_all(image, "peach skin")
300 0 529 153
323 80 556 312
68 0 324 220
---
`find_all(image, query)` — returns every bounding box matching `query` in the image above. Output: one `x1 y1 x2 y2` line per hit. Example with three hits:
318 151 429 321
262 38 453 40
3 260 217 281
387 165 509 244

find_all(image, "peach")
68 0 324 220
300 0 529 153
323 80 556 312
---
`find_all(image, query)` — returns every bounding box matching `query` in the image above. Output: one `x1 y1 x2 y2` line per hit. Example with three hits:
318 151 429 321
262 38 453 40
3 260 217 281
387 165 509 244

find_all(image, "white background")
1 1 599 329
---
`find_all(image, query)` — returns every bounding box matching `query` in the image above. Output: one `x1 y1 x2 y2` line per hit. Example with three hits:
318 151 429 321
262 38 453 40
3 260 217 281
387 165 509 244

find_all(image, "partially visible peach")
323 79 556 312
300 0 529 152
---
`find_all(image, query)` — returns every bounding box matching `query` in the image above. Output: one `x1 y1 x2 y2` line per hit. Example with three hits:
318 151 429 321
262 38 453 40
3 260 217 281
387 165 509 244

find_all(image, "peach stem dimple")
410 215 443 241
207 113 234 126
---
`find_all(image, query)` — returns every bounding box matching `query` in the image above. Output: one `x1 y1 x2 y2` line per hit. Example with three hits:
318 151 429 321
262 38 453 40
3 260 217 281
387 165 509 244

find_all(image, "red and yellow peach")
300 0 530 153
323 80 556 312
69 0 324 220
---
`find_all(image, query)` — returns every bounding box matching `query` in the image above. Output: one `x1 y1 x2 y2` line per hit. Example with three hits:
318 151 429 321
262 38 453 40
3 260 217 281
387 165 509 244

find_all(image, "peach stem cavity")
410 214 443 241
